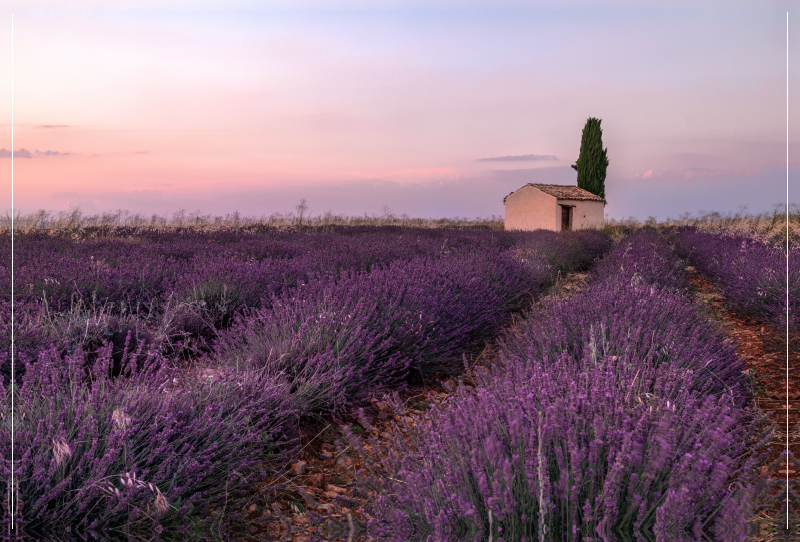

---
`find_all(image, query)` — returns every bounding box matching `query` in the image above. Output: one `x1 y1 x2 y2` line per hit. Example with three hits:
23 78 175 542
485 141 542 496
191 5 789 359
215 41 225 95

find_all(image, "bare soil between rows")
685 267 800 478
685 266 800 541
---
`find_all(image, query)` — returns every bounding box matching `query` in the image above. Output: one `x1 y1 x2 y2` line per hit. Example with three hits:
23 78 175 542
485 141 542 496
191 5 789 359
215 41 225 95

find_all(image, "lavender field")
0 222 794 541
344 227 795 542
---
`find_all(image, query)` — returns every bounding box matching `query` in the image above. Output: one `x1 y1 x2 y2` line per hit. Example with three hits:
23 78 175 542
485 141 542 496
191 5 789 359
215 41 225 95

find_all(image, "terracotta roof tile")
503 183 605 204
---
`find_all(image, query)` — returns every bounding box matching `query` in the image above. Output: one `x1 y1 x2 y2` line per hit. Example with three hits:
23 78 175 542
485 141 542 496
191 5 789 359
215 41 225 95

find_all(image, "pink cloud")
632 165 771 181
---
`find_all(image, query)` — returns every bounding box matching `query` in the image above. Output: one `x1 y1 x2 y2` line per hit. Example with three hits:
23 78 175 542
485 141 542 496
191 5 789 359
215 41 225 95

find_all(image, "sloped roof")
503 183 605 204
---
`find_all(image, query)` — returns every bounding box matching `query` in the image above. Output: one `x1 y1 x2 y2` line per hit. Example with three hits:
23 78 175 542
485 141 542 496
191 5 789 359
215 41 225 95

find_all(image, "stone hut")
503 183 605 232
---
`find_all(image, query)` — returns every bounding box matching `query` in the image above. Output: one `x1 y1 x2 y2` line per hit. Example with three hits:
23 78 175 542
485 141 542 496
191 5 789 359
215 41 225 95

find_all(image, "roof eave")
556 197 606 203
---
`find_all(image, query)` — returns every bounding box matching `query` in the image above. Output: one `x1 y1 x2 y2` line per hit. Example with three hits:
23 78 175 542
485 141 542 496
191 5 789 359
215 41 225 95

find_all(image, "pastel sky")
0 0 797 220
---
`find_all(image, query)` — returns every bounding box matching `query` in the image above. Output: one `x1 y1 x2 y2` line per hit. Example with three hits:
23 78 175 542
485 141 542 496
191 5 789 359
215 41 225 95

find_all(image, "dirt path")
685 266 799 477
216 270 591 542
685 266 800 540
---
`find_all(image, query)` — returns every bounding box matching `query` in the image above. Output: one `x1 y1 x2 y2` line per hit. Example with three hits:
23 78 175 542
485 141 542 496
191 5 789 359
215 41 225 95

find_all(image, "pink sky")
0 0 797 220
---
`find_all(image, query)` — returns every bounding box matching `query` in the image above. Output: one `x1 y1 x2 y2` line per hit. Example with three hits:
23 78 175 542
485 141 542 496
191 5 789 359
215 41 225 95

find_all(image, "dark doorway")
560 205 572 231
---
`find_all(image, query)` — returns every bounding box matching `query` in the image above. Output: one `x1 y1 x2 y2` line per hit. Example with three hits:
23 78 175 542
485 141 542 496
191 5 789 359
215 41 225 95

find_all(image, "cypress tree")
571 117 609 202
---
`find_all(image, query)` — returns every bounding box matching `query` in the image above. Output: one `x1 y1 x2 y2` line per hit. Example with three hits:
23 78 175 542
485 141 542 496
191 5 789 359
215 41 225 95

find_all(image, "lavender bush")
3 227 610 316
0 301 54 385
591 228 687 290
498 278 750 404
0 227 527 373
345 352 767 542
0 343 299 540
563 230 616 271
0 300 156 386
4 234 182 315
509 230 613 275
176 254 308 330
215 251 548 420
671 227 798 331
499 227 749 403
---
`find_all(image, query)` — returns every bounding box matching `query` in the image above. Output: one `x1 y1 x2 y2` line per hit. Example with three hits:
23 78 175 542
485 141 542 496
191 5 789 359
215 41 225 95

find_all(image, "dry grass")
605 203 800 248
0 207 504 238
3 204 796 244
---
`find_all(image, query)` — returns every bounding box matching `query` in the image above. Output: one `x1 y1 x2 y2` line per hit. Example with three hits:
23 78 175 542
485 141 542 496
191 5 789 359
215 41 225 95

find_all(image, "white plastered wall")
557 199 604 230
504 185 558 231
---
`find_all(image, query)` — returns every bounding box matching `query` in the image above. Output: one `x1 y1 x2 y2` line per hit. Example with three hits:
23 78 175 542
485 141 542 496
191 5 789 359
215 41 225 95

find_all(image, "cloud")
0 148 32 158
36 125 73 129
35 149 71 157
0 148 71 158
633 167 729 180
477 154 558 162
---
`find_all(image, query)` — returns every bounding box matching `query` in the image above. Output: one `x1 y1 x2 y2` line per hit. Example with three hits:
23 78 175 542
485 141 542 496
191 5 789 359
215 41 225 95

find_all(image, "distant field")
2 204 796 245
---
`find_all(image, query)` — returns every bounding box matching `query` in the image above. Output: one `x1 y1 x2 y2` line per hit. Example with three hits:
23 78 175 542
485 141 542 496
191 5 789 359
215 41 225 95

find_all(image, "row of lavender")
0 227 613 540
670 226 799 332
1 227 608 383
346 228 769 542
3 226 607 315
